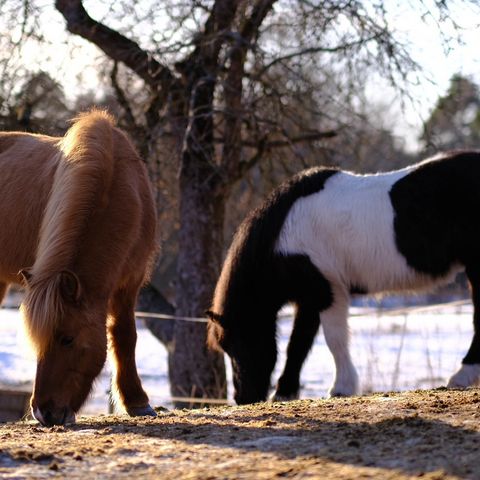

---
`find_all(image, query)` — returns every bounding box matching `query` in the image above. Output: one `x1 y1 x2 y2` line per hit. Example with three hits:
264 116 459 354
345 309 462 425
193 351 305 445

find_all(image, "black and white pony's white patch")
207 151 480 405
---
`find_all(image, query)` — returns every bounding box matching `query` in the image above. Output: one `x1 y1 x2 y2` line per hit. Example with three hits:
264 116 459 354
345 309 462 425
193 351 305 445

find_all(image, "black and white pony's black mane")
208 151 480 404
209 167 338 320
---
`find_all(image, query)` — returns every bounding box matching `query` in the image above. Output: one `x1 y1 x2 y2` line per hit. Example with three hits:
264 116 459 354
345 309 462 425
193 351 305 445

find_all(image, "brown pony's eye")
59 336 74 347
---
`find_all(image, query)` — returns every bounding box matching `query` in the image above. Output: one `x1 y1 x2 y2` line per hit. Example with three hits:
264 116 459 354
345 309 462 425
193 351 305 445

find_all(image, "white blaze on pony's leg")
321 288 359 397
447 364 480 388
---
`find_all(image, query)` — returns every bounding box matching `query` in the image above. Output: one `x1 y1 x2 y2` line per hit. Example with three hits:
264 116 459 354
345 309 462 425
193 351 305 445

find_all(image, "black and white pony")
207 151 480 404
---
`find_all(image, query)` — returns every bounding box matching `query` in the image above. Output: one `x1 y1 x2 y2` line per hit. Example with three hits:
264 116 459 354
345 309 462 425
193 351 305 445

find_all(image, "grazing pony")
0 111 157 426
207 151 480 404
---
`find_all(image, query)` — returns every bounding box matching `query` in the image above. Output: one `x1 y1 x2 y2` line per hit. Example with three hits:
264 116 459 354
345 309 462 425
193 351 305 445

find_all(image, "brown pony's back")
0 133 59 280
0 111 156 355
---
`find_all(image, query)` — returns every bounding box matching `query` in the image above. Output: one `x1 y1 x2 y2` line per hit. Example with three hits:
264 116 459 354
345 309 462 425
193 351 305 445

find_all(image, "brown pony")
0 110 157 426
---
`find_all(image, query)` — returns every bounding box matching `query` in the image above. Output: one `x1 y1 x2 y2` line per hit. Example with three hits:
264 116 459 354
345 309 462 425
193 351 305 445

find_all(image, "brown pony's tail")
22 110 115 356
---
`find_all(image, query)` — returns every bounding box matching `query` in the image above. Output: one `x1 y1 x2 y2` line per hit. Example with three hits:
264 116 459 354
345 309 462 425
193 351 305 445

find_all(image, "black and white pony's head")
206 231 279 404
207 311 277 404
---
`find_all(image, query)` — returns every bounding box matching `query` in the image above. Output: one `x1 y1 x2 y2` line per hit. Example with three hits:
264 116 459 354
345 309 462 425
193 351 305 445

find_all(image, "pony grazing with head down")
0 110 157 426
207 151 480 404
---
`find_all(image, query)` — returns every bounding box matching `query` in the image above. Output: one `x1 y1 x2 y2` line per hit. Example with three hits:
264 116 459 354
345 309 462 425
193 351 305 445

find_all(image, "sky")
5 0 480 152
378 1 480 149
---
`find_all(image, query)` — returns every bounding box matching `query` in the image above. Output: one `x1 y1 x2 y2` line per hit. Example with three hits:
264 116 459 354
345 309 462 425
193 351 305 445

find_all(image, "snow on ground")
0 302 473 415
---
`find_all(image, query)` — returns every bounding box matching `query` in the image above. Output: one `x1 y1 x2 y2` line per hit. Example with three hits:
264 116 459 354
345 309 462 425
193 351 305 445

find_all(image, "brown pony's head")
22 270 107 426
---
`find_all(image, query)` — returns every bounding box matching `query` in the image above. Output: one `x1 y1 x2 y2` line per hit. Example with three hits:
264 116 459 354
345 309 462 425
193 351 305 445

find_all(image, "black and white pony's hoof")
328 389 357 398
447 364 480 388
126 404 157 417
328 368 359 397
328 384 359 397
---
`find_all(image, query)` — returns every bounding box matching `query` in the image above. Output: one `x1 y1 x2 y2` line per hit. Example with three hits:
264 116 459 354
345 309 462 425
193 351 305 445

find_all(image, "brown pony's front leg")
108 286 156 417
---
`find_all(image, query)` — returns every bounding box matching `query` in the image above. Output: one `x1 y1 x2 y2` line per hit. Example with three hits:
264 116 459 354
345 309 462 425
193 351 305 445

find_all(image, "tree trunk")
172 173 227 406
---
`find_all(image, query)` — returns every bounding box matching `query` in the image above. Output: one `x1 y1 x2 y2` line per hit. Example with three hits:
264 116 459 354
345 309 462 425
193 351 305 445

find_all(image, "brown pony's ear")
205 310 223 324
19 269 33 287
59 270 82 304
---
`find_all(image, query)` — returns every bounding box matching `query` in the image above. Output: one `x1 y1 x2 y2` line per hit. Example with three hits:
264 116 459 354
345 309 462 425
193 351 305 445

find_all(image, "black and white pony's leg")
448 269 480 388
322 287 359 397
272 304 320 401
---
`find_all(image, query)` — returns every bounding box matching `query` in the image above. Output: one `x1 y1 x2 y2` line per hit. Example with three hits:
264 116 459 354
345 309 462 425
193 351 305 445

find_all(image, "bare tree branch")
110 61 137 129
221 0 278 184
245 129 338 148
256 36 383 79
177 0 243 181
175 0 241 77
55 0 174 95
228 128 338 184
231 133 268 183
241 0 278 43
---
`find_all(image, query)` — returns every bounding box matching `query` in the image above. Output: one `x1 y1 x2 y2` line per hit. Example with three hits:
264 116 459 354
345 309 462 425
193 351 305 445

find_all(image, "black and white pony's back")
207 151 480 404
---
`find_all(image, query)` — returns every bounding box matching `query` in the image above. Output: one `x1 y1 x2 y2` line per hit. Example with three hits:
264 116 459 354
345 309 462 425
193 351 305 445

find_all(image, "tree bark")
171 54 228 404
172 177 227 405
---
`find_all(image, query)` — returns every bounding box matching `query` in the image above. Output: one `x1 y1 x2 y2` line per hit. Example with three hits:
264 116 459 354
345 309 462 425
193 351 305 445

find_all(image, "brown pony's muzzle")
31 399 76 427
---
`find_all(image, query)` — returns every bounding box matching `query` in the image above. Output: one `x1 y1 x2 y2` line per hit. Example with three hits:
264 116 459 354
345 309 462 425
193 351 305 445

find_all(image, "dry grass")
0 388 479 479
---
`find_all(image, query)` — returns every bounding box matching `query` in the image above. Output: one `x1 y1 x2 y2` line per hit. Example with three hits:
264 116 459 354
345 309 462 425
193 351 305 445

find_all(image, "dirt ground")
0 388 479 479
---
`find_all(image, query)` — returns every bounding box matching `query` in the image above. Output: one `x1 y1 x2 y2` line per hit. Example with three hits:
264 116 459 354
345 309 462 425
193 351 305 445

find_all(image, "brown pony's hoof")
126 405 157 417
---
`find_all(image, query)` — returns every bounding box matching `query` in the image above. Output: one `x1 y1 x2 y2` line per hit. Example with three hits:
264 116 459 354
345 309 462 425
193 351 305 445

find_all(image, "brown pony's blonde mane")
22 110 116 356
